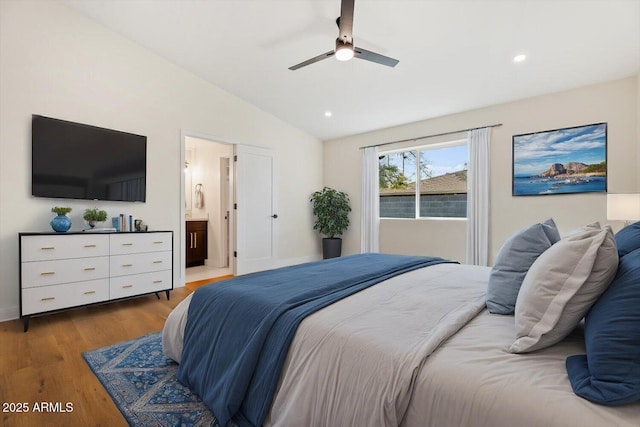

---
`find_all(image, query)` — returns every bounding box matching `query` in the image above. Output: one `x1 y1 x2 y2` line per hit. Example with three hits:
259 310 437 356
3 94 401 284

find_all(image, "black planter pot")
322 238 342 259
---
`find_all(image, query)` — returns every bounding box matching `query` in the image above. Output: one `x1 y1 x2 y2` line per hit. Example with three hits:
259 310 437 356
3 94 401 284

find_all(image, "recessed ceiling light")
324 111 333 117
513 54 527 63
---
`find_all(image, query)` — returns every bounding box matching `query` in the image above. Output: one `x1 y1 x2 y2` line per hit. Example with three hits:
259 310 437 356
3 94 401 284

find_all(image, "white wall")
0 1 323 321
324 77 639 263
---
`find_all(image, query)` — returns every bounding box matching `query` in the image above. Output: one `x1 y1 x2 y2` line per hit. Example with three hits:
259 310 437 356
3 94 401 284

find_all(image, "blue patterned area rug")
83 332 216 426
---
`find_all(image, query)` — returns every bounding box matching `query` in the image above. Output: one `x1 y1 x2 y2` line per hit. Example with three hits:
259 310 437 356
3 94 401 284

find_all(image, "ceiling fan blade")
288 50 335 71
338 0 355 44
354 46 399 68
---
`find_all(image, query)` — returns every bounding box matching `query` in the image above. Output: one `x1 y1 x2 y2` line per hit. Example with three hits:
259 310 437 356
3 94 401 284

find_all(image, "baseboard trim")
271 255 321 269
0 306 20 323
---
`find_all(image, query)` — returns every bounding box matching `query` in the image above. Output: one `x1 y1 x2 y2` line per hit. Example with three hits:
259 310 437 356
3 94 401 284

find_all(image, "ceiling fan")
288 0 399 71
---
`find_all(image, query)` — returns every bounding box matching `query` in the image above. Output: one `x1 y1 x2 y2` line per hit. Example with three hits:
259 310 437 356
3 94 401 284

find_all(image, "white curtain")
466 127 491 265
361 146 380 253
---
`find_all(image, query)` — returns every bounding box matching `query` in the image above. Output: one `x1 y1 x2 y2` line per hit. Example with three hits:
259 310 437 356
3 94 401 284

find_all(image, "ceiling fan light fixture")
288 0 398 70
335 40 354 61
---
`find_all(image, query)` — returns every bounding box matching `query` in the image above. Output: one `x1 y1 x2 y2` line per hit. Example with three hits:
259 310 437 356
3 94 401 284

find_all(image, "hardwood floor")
184 274 234 291
0 287 192 427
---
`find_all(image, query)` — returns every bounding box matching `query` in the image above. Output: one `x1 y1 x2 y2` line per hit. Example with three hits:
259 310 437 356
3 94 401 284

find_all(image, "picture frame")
512 122 607 196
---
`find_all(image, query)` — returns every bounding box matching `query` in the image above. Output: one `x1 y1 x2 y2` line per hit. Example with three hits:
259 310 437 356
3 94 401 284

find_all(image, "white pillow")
510 224 618 353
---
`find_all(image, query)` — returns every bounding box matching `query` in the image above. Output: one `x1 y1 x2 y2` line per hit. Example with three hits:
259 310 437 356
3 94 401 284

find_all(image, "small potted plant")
50 206 72 232
310 187 351 259
83 207 108 228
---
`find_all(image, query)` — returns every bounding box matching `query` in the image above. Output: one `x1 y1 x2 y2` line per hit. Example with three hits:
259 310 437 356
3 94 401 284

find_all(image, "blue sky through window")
381 143 467 183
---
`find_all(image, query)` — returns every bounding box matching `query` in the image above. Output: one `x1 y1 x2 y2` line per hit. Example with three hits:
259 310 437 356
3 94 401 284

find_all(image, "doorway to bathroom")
180 131 278 285
183 135 233 283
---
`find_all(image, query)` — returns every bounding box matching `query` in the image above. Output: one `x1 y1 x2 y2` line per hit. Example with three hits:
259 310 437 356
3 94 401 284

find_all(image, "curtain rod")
359 123 503 150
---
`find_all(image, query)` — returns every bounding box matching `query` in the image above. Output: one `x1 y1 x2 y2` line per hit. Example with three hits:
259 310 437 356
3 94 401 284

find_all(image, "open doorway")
181 133 234 284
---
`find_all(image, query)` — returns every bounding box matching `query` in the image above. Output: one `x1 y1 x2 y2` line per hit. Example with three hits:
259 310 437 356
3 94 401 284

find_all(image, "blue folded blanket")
176 253 454 427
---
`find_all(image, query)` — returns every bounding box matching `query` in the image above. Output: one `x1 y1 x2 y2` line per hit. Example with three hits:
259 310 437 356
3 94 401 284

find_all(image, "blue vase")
50 215 72 232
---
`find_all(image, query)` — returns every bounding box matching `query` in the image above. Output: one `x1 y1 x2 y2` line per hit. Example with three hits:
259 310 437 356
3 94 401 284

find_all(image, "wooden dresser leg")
165 290 171 300
23 316 30 333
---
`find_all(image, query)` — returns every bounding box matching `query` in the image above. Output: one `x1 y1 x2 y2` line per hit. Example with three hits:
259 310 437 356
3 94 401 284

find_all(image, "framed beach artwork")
512 122 607 196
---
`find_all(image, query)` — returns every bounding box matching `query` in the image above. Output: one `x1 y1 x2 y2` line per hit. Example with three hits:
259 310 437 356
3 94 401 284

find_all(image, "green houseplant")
51 206 72 216
83 207 108 228
310 187 351 259
50 206 72 232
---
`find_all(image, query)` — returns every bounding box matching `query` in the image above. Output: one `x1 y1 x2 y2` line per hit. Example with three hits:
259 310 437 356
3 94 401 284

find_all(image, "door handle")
272 214 278 219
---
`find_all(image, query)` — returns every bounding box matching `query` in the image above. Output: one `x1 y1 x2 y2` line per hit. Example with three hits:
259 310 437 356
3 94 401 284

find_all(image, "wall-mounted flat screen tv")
32 115 147 202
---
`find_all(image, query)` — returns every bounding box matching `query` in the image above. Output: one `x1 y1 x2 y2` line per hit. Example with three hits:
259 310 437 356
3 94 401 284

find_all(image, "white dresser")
19 231 173 331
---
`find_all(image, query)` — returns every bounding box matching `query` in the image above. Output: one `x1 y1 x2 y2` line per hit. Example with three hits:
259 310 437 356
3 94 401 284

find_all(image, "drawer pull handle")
41 297 55 301
41 247 55 250
84 244 97 248
84 267 96 271
122 243 133 246
153 280 163 284
40 272 55 276
153 260 163 264
122 264 133 267
84 291 96 295
153 241 163 244
122 285 133 289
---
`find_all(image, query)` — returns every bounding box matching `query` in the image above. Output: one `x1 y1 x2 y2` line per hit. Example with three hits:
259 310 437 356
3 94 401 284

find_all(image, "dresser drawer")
21 257 109 289
21 235 109 262
21 279 109 315
110 270 172 299
109 251 172 277
110 233 172 255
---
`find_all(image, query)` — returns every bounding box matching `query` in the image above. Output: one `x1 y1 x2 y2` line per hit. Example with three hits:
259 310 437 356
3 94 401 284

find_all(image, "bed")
163 243 640 427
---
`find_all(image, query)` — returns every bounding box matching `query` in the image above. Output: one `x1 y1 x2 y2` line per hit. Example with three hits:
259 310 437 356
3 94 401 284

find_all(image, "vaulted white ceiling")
64 0 640 141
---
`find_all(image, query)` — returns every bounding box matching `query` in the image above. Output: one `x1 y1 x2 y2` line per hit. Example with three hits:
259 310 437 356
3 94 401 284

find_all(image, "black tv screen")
32 115 146 202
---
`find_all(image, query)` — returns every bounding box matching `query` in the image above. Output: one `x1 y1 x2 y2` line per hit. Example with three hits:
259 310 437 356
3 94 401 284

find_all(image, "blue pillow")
566 247 640 405
615 221 640 258
486 218 560 314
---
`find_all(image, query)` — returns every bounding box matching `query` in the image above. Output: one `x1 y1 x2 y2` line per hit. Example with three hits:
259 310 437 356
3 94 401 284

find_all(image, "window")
379 141 468 218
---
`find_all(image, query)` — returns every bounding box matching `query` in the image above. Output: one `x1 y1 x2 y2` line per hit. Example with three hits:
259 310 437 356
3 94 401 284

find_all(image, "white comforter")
163 262 488 426
404 310 640 427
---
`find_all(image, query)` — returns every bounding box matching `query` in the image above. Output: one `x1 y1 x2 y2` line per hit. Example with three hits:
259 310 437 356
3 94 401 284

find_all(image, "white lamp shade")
607 193 640 221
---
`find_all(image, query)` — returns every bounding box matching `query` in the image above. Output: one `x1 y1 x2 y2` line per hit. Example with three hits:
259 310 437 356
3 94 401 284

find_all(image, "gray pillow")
486 219 560 314
510 224 618 353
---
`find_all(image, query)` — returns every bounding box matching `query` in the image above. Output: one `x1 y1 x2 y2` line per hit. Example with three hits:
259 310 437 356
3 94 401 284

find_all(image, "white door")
220 156 231 268
234 145 277 275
